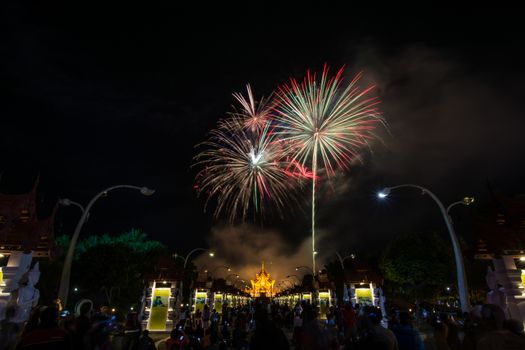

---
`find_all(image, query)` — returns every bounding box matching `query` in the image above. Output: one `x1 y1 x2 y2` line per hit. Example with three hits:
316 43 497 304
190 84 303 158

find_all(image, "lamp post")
378 184 474 313
335 252 355 270
233 279 247 291
295 266 315 275
58 185 155 307
174 248 214 311
279 280 294 289
335 252 355 302
209 265 231 278
286 275 301 284
225 274 240 284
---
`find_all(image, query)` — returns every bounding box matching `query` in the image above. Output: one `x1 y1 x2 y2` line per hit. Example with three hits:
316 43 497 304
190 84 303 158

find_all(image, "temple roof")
249 261 275 297
474 193 525 255
0 177 57 257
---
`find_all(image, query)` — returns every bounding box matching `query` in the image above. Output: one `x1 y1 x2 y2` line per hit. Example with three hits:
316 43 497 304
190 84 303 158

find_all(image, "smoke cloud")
194 224 338 289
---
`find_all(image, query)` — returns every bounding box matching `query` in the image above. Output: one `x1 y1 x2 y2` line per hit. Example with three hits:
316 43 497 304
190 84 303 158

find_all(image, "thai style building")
0 177 57 258
0 176 54 321
248 262 275 298
472 192 525 322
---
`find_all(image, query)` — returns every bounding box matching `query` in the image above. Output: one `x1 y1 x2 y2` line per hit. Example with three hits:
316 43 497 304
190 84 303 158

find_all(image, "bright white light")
378 187 391 198
249 149 263 166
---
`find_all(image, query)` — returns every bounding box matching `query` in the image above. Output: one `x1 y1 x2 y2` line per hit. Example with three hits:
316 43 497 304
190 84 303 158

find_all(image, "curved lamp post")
286 275 301 284
378 184 474 313
279 280 294 289
295 266 314 275
58 185 155 307
209 265 231 277
225 274 240 284
335 252 355 270
174 248 214 310
335 252 355 302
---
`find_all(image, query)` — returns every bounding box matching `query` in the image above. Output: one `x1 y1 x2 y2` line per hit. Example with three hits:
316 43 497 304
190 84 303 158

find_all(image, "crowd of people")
1 300 525 349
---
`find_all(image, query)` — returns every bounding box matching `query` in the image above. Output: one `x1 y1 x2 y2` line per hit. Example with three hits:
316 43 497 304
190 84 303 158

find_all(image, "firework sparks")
232 84 273 134
273 64 384 272
194 89 297 222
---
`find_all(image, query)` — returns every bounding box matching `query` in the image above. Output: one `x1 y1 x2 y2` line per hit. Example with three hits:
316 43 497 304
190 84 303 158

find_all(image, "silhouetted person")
391 311 423 350
0 305 21 350
137 329 156 350
17 306 72 350
250 307 289 350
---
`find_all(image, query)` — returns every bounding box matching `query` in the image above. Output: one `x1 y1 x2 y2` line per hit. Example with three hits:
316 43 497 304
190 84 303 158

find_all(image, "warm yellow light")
463 197 475 205
0 254 5 258
111 308 116 312
209 252 215 257
520 257 525 261
162 280 167 284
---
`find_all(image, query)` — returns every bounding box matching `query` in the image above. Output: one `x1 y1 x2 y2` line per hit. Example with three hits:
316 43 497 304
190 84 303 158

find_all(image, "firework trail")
194 86 298 222
273 64 383 273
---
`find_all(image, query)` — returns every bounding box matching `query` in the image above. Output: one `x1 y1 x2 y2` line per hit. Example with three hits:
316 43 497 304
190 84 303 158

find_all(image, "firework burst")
231 84 273 134
194 88 297 222
273 64 384 272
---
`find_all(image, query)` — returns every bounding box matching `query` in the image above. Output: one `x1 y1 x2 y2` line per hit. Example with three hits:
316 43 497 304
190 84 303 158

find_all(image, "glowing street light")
377 184 474 313
225 274 240 281
295 266 314 275
209 265 232 277
286 275 301 284
335 252 355 270
58 185 155 306
174 248 214 311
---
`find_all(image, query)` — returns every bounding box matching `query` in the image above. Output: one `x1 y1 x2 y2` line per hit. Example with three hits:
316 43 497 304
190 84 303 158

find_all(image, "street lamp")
295 266 314 275
174 248 214 309
225 274 240 283
209 265 232 277
58 185 155 307
279 280 294 289
335 252 355 302
233 279 246 290
335 252 355 270
377 184 474 313
286 275 301 284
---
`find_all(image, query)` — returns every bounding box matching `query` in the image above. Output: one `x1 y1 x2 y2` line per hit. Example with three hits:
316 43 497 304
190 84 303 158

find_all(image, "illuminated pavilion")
248 262 275 298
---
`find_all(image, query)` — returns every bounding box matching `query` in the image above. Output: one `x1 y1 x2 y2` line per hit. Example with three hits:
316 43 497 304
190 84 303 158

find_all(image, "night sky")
2 5 524 266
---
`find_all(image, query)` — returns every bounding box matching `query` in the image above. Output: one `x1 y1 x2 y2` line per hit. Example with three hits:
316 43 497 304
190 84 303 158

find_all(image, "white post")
58 185 154 307
381 184 471 313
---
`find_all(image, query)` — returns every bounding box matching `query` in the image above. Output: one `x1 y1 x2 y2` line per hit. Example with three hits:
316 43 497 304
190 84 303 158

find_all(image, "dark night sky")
1 4 524 262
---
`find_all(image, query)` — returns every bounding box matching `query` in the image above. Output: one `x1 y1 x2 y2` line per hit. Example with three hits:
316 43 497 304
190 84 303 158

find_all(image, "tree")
56 229 166 310
380 231 454 301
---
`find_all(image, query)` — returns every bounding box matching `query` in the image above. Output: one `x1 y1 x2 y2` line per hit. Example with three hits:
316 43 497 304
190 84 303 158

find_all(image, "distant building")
473 192 525 322
0 177 56 258
248 262 275 298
